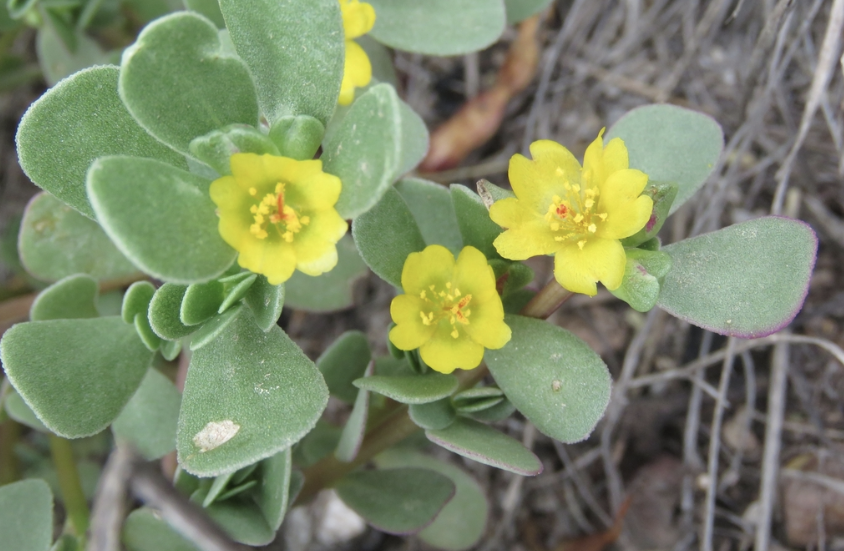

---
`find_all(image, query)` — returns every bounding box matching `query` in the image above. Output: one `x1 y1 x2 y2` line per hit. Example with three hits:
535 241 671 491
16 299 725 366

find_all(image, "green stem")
48 435 89 542
0 419 21 485
296 276 573 504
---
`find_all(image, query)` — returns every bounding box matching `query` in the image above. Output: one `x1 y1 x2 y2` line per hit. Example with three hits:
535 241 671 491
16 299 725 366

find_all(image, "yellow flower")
490 130 653 296
210 153 347 285
389 245 511 374
338 0 376 105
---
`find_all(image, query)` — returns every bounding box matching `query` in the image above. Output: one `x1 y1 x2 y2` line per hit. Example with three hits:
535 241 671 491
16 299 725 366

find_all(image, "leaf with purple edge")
657 216 817 338
425 418 542 476
335 468 456 535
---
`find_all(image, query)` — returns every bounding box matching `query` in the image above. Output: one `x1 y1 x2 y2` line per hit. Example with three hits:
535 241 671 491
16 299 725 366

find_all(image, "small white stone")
315 490 366 545
192 420 240 452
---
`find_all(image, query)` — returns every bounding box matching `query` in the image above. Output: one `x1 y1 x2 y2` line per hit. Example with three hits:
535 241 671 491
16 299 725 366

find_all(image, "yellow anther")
282 231 293 242
585 199 594 209
446 282 452 289
451 328 459 339
577 240 586 250
572 184 580 193
275 183 284 193
598 213 608 221
555 167 564 176
588 224 597 233
574 214 584 223
420 291 427 299
250 205 258 214
249 187 257 196
554 236 564 241
454 288 461 297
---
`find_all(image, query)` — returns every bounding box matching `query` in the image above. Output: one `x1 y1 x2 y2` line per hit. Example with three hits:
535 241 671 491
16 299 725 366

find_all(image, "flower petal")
419 325 485 374
453 246 497 301
598 169 649 210
230 153 270 189
463 299 510 349
493 224 559 260
508 140 581 211
291 171 342 211
238 239 297 285
389 294 436 350
401 245 454 295
554 238 626 295
599 195 653 239
341 0 376 39
339 40 372 106
602 137 629 175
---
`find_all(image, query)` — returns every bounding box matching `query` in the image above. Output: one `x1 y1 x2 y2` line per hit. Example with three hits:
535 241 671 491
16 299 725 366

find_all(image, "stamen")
577 240 586 250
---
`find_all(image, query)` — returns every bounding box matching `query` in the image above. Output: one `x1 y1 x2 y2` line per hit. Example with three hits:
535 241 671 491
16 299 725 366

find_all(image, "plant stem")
49 434 90 542
519 278 573 319
296 276 574 504
0 419 21 485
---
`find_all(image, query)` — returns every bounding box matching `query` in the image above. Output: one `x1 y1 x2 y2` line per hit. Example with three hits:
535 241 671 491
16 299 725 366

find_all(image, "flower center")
418 282 472 339
248 182 310 242
544 177 607 250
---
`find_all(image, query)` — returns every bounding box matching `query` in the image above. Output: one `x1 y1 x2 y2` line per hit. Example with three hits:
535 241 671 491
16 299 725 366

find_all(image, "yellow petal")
340 0 376 39
602 137 629 175
509 141 581 211
489 197 536 229
463 299 510 349
598 195 653 240
339 40 372 106
389 294 436 350
289 171 342 211
263 155 321 184
493 224 560 260
238 239 297 285
297 245 338 277
453 246 497 301
419 325 485 374
230 153 270 190
554 237 626 295
210 175 248 213
401 245 454 295
598 169 649 209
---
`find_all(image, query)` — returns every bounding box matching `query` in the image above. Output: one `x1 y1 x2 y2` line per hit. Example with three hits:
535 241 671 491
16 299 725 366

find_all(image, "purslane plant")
0 0 819 549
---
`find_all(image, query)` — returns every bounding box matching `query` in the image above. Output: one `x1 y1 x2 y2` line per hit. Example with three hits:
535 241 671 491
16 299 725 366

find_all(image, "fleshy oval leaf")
485 314 612 443
88 156 236 284
657 216 817 337
605 104 724 215
353 373 458 404
119 11 259 155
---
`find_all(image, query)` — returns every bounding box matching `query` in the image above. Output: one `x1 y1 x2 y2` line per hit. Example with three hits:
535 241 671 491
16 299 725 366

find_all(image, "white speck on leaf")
193 420 240 452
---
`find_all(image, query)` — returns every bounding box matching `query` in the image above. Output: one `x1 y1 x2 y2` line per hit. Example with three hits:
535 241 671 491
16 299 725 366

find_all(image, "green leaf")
16 66 187 219
377 450 488 551
122 281 155 324
149 284 194 340
284 235 368 313
18 193 139 283
36 24 107 86
0 479 53 551
188 303 243 351
336 363 372 462
609 249 672 313
335 468 455 534
354 373 458 404
123 508 200 551
502 262 534 295
323 83 402 219
181 280 224 325
30 274 99 321
620 181 678 248
119 11 259 155
397 100 429 176
451 185 502 259
112 368 181 460
219 273 257 313
658 217 817 337
189 125 280 176
267 116 325 161
427 418 542 475
7 0 37 19
4 389 49 432
161 339 182 361
486 315 612 443
292 421 341 468
244 276 284 332
0 317 152 438
218 0 344 126
316 330 371 403
367 0 506 55
177 309 328 476
183 0 224 28
352 187 426 288
504 0 553 24
465 397 515 423
134 313 162 351
605 104 724 215
88 156 236 284
395 178 462 255
409 398 456 430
